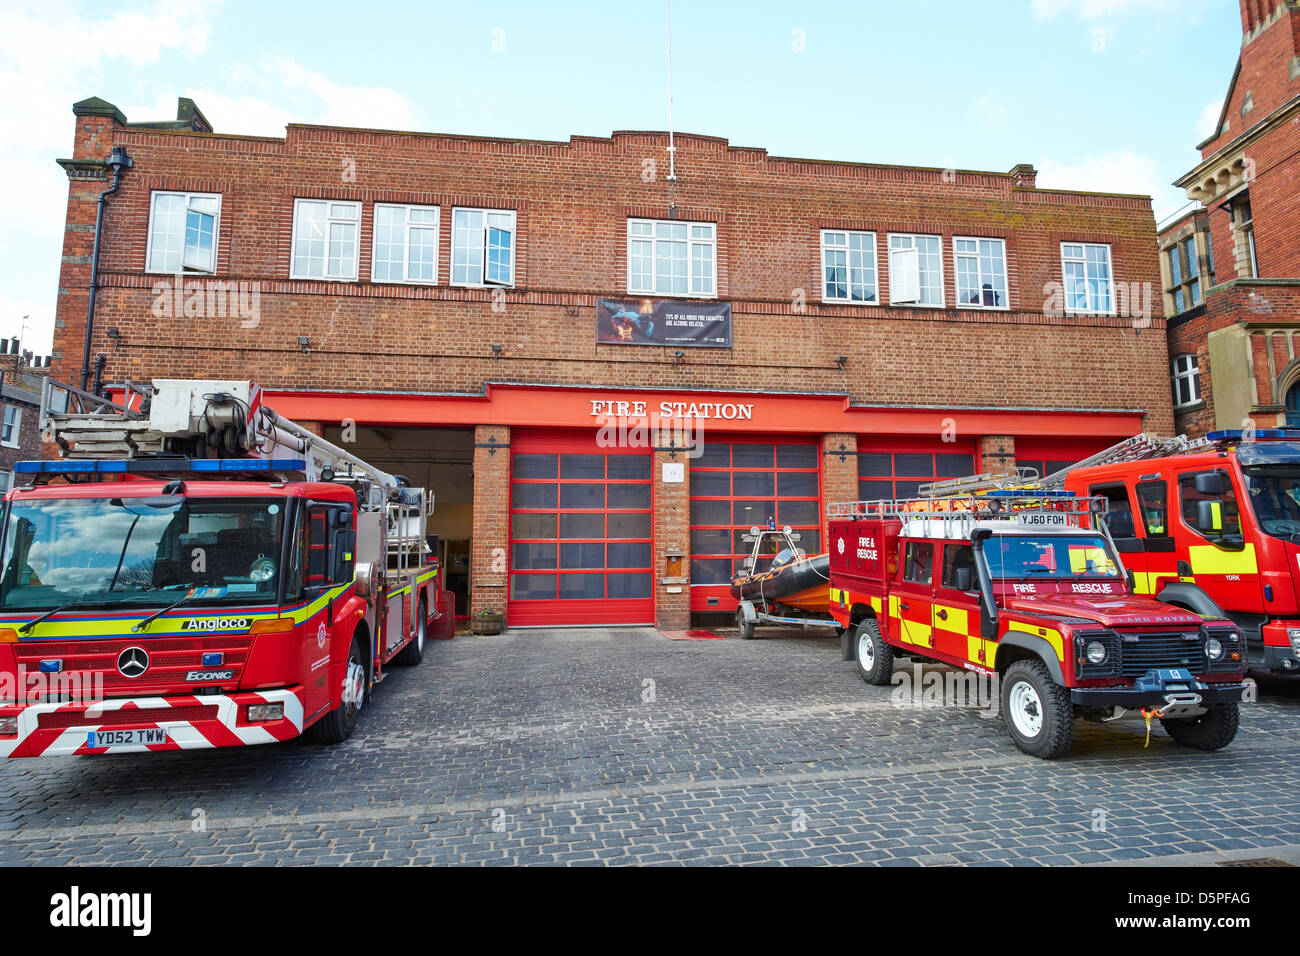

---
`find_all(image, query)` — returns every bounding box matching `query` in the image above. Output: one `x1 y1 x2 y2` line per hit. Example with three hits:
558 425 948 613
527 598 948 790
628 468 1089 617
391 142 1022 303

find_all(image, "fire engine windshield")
984 534 1120 580
1242 467 1300 538
0 496 288 611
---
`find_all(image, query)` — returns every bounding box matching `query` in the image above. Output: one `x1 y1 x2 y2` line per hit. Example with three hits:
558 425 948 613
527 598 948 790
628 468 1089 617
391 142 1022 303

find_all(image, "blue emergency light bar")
15 457 307 475
986 488 1076 498
1208 428 1300 442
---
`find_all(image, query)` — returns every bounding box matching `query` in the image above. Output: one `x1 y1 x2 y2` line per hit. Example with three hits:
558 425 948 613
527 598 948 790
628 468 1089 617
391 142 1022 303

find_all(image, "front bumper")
1069 681 1249 709
0 688 305 758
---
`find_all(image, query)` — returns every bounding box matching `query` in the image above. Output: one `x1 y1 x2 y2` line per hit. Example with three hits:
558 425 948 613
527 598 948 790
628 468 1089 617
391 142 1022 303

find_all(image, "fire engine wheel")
736 607 756 640
1000 659 1074 759
309 633 367 745
395 598 427 666
854 618 894 685
1160 702 1240 751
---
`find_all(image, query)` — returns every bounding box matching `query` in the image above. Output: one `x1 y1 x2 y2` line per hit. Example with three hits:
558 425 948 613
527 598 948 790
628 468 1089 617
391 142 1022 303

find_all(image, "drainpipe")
81 145 132 392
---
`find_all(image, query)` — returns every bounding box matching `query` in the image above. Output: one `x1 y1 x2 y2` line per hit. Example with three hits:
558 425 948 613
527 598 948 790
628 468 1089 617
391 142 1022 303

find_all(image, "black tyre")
854 618 894 685
1161 702 1239 751
394 599 427 666
736 606 755 640
309 632 367 744
1000 658 1074 759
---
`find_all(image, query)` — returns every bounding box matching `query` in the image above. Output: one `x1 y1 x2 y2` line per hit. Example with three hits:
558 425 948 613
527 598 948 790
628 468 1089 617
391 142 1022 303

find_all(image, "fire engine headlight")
249 555 277 583
247 703 284 722
1086 641 1107 665
1287 628 1300 652
0 717 17 736
1206 637 1224 661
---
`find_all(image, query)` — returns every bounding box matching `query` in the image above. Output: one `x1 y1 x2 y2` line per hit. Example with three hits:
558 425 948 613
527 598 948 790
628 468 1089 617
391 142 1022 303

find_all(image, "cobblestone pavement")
2 627 1298 866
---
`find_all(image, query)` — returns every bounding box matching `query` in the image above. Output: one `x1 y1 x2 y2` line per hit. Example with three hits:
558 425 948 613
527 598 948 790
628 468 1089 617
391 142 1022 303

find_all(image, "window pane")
690 499 731 525
608 456 651 480
607 542 651 568
691 471 730 497
776 444 817 468
512 543 556 569
560 514 604 538
559 573 605 599
512 483 557 509
894 453 934 477
607 483 651 509
512 513 556 539
778 472 819 496
511 574 556 600
691 528 731 554
560 483 604 509
732 443 774 468
857 453 891 477
514 454 558 479
607 513 651 538
560 542 604 569
561 455 604 479
732 471 775 497
607 573 651 599
733 500 776 526
691 559 733 585
779 501 819 526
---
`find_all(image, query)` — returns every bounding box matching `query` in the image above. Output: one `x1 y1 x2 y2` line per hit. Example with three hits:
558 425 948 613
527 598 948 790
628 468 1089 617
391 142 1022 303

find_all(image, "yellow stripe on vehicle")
966 635 997 668
1006 620 1064 661
1188 544 1257 576
933 604 969 634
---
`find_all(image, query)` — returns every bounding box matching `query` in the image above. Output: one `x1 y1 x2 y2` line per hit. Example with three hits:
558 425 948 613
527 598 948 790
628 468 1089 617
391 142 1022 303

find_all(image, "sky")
0 0 1243 355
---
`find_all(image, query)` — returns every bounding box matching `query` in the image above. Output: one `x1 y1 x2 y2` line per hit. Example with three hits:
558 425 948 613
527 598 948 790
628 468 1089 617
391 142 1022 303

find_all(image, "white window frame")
1 405 21 449
820 230 878 304
145 190 222 275
290 199 362 281
450 207 516 288
952 236 1009 311
626 218 717 298
370 203 440 285
1060 241 1116 316
1171 354 1201 409
887 233 945 307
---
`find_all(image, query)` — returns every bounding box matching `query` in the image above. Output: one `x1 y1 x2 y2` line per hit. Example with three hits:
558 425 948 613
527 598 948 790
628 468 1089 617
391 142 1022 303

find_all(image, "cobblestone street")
2 628 1298 866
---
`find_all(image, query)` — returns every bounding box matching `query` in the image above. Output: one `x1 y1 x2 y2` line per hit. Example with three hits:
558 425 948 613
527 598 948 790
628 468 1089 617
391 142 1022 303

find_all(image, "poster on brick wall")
596 299 732 348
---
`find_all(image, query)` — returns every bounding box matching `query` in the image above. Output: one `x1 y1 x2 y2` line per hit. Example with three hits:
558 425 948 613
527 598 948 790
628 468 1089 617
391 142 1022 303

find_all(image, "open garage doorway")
322 425 474 623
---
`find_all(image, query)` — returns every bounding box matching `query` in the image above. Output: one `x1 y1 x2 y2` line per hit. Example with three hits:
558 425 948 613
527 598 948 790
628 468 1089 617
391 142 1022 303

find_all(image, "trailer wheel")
1161 702 1239 751
309 632 367 744
394 598 427 666
1000 659 1074 759
854 618 894 685
736 606 755 640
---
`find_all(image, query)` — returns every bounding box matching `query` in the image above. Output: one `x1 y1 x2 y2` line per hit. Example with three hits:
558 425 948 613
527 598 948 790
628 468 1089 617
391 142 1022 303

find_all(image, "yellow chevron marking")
1006 620 1064 661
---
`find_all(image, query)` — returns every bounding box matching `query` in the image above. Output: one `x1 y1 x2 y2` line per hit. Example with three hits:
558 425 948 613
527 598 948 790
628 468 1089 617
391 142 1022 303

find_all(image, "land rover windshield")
985 533 1120 580
0 495 290 612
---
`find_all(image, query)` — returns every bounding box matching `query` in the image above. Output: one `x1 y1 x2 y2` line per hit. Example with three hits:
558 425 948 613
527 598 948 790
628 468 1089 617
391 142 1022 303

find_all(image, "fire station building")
1159 0 1300 438
50 96 1173 629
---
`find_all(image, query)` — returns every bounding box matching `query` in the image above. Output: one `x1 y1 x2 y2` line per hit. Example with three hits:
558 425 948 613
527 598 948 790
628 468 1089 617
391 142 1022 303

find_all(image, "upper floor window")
1061 242 1113 314
1171 353 1201 408
953 237 1008 309
451 208 515 287
820 230 877 304
1 405 21 448
291 200 360 280
147 191 221 274
372 204 440 284
1165 236 1202 314
627 219 716 297
888 234 944 307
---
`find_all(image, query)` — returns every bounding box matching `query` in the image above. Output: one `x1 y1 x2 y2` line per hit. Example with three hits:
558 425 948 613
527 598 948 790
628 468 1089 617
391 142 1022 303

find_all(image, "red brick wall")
470 425 509 617
653 449 689 629
50 112 1174 436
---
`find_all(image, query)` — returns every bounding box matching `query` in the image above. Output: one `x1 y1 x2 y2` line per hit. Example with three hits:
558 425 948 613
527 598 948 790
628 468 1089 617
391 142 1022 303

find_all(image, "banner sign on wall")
596 298 732 348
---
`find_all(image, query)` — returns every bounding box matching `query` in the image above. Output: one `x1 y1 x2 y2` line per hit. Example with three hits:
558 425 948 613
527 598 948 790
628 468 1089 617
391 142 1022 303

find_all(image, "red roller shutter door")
508 431 654 626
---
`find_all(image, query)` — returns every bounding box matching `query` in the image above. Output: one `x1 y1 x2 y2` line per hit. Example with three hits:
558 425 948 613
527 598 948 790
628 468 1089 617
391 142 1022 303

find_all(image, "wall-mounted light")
674 349 685 366
491 343 503 358
107 328 121 348
297 335 310 353
836 355 848 369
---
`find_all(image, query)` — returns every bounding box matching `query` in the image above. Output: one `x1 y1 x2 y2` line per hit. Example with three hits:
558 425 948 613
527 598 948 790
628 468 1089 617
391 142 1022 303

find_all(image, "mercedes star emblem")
116 646 150 679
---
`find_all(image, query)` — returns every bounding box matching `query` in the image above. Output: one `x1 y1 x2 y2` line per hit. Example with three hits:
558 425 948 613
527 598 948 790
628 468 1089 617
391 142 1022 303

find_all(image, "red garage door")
508 431 654 626
689 437 822 613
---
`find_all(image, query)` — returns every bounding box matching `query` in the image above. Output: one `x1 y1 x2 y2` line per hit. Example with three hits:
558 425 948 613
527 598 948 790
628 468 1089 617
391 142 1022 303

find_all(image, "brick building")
50 94 1173 629
0 343 51 492
1159 0 1300 436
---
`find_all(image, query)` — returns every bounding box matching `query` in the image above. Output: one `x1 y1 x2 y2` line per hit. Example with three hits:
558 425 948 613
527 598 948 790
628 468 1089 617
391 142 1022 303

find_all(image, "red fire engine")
827 477 1249 758
0 379 454 757
1060 430 1300 676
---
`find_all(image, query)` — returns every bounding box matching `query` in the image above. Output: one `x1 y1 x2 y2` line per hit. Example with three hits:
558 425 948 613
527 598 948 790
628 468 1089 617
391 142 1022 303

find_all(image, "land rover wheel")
1161 702 1240 751
736 607 755 640
309 633 367 744
395 598 427 666
854 618 894 685
1000 659 1074 759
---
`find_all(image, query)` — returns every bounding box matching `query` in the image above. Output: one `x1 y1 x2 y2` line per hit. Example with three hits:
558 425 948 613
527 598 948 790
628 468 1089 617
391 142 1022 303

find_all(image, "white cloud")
1038 150 1191 221
1030 0 1207 18
1196 98 1224 140
967 94 1010 126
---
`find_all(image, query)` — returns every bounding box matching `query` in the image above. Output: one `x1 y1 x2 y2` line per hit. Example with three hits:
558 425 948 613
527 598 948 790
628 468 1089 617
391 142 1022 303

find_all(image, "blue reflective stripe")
15 457 307 474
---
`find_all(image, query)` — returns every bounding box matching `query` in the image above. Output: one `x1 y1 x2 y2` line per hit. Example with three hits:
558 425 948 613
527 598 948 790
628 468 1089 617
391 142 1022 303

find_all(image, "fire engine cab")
827 476 1250 758
0 379 454 758
1061 430 1300 676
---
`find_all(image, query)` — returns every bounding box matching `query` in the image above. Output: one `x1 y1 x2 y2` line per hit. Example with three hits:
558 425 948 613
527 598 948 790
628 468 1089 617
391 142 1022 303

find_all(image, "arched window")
1286 381 1300 429
1171 354 1201 408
